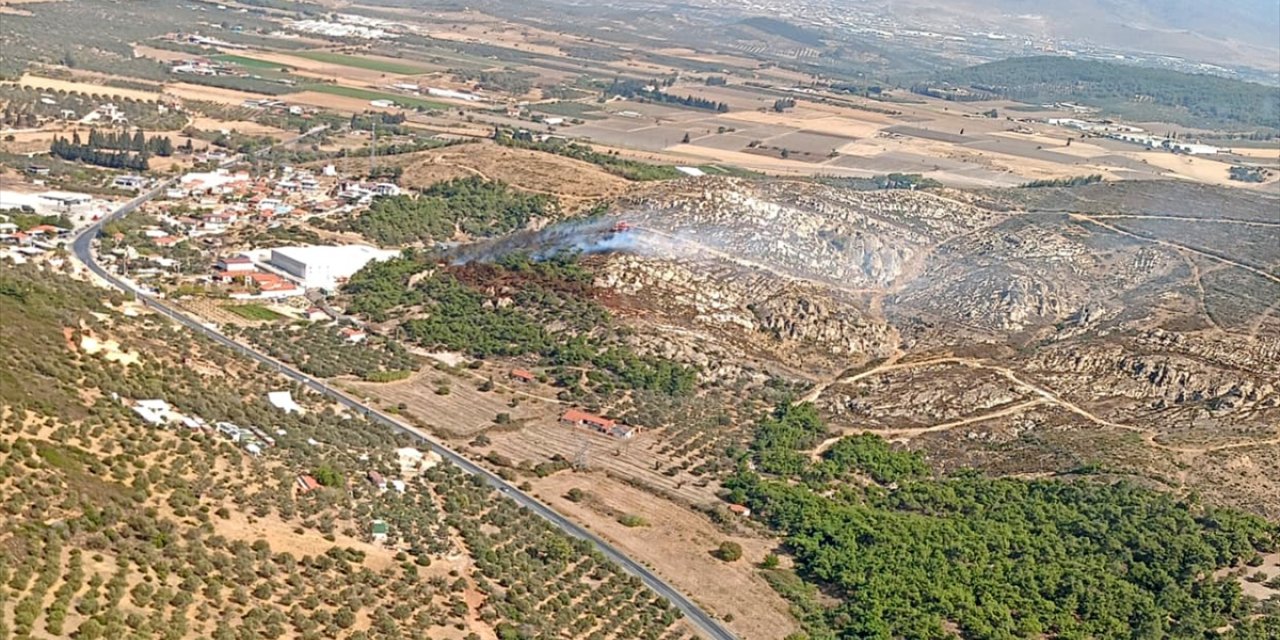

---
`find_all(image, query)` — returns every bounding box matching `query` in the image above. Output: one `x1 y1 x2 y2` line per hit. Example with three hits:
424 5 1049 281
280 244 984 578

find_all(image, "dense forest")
342 251 697 397
344 177 552 246
726 404 1280 640
919 56 1280 131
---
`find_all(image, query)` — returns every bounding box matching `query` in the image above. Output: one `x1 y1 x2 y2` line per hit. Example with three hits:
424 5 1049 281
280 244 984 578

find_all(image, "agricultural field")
211 54 290 71
223 303 286 321
345 363 554 438
286 51 434 76
0 262 700 640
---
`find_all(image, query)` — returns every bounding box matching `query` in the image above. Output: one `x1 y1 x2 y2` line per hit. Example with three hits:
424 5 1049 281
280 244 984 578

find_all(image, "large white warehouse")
268 245 397 290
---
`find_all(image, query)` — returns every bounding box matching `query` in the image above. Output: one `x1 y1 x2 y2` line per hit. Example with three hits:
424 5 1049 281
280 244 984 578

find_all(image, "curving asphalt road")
69 138 737 640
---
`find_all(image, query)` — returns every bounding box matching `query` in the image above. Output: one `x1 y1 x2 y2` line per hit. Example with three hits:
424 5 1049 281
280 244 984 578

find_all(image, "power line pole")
573 432 591 471
369 121 376 178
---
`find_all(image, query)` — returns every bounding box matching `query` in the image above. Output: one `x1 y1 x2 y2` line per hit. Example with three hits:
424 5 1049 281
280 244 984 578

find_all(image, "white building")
1168 141 1220 155
113 175 147 190
133 399 178 425
267 391 305 415
268 244 397 290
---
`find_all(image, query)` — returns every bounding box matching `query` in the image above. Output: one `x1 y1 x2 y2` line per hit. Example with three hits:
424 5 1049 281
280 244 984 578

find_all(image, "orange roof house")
296 474 321 493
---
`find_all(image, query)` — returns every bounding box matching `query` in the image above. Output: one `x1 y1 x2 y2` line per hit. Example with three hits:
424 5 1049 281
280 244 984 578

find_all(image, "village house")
296 474 321 494
561 409 636 439
216 254 255 273
367 470 387 491
728 504 752 518
26 224 64 238
340 327 367 343
509 368 537 384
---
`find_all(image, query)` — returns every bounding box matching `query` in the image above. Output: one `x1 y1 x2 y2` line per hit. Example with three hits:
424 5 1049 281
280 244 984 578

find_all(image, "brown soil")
528 472 800 640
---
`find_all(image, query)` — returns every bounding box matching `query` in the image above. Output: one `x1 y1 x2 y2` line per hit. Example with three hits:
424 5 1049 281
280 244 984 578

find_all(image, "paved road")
69 143 737 640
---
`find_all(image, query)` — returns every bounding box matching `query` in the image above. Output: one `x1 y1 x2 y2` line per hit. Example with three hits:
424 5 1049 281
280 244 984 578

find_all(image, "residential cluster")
1046 117 1224 155
100 164 400 299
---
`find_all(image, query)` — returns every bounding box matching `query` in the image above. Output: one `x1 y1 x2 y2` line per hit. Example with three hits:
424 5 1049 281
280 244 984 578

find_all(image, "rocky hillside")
581 177 1280 516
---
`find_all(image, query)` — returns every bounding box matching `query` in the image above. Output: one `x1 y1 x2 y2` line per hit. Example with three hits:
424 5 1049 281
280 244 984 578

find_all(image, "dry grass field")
13 73 165 102
345 366 549 438
323 141 634 207
163 82 268 105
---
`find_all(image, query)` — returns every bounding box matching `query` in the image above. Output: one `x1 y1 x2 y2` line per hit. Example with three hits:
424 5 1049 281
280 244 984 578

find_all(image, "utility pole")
573 432 591 470
369 121 376 178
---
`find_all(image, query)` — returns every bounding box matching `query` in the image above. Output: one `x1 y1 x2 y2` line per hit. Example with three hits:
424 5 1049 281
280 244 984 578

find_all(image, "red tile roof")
297 474 321 493
561 409 616 429
510 368 536 381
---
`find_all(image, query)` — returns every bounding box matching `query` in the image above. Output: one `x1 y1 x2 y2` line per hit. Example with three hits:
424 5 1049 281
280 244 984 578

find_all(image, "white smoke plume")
445 216 699 265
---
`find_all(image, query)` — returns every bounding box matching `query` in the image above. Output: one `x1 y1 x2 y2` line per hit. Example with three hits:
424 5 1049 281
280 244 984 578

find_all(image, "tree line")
48 128 175 171
606 79 728 112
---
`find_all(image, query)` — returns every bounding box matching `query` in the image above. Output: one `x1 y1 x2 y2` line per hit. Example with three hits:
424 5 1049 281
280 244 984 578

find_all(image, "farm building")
509 368 536 383
561 409 635 439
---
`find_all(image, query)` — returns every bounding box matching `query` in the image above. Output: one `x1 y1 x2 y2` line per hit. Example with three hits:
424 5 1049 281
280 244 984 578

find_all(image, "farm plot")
482 418 722 506
222 303 285 322
287 50 434 75
211 54 288 70
347 367 548 437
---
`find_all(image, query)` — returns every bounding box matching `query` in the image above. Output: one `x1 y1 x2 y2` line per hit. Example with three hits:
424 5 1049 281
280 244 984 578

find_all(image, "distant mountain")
877 0 1280 70
921 55 1280 130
